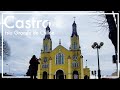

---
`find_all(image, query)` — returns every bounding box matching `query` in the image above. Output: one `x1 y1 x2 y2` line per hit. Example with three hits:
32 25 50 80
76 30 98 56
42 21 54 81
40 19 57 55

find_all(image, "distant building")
37 19 90 79
84 67 90 79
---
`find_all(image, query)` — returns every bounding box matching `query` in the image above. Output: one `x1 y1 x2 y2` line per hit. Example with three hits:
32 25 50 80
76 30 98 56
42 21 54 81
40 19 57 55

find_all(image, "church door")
56 70 64 79
73 71 79 79
84 75 89 79
43 71 47 79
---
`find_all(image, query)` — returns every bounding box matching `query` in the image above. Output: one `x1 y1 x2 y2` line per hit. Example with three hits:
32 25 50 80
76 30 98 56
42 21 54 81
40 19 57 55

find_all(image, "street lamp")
92 42 104 79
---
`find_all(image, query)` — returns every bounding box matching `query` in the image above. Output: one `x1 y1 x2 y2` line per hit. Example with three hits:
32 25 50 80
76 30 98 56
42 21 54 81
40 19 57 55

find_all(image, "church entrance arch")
73 71 79 79
84 75 89 79
56 70 64 79
43 71 47 79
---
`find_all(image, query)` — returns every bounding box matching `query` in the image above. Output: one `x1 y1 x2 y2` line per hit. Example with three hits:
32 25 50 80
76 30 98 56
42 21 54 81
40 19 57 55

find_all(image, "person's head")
32 55 36 59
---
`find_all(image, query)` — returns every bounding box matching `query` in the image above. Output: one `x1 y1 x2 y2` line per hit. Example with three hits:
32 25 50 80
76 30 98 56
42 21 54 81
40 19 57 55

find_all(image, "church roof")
72 21 76 26
44 24 51 39
71 32 78 37
52 45 69 52
46 25 50 32
71 20 78 37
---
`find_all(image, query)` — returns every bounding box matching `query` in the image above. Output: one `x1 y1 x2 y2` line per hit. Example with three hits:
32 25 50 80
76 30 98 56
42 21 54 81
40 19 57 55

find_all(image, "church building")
37 18 90 79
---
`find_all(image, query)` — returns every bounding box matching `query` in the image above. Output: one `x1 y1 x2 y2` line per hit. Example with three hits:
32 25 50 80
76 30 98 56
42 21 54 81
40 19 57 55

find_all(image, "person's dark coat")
29 55 40 76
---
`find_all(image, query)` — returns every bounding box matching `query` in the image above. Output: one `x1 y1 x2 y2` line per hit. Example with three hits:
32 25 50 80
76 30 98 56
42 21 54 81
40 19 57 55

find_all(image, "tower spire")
44 21 51 39
47 21 49 27
71 17 78 37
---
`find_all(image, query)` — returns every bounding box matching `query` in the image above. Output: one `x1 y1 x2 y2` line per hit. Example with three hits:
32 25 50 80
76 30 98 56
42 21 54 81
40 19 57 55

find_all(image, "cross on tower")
47 21 49 26
73 17 76 21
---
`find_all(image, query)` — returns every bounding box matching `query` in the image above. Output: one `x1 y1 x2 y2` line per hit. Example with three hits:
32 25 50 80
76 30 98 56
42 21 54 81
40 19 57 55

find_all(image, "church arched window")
73 42 77 49
42 64 49 68
44 44 48 52
72 62 79 67
56 53 64 64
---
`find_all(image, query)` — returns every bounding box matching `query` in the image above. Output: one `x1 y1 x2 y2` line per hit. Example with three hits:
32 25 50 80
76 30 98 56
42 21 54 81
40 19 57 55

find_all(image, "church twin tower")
37 18 90 79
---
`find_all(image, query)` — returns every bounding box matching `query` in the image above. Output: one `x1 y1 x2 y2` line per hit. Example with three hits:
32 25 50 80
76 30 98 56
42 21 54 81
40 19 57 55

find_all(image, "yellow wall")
43 39 52 52
83 67 90 78
37 25 90 79
70 35 80 50
38 45 85 79
50 45 70 79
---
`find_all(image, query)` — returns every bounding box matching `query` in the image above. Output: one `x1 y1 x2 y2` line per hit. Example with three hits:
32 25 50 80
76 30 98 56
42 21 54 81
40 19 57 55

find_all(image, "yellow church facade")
37 19 90 79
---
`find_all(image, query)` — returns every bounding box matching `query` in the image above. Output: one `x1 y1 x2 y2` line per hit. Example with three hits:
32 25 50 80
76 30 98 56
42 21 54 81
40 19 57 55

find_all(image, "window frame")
55 53 64 65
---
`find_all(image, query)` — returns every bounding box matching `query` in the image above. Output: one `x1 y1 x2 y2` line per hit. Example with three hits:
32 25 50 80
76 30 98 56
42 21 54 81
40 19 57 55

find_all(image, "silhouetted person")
29 55 40 79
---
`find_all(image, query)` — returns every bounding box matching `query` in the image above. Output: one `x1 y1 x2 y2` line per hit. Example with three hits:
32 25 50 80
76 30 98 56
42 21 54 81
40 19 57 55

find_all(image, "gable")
51 45 70 55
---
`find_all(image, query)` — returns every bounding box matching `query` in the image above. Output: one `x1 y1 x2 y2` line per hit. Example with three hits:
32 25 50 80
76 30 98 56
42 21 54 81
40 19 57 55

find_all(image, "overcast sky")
0 11 119 77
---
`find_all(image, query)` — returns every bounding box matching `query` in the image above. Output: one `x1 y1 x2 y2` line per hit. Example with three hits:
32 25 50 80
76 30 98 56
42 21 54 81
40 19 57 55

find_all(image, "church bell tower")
43 23 52 53
70 17 80 50
69 17 84 79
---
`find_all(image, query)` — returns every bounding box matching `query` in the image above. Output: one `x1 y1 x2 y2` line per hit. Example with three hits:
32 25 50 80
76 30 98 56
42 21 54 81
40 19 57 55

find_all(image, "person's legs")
30 74 33 79
34 72 37 79
34 75 37 79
